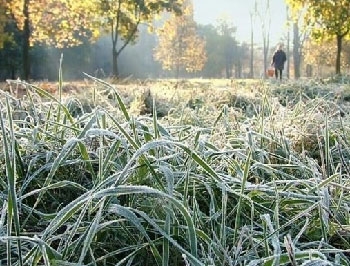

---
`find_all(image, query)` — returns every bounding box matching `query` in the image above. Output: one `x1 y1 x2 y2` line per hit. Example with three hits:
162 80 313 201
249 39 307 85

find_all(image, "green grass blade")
234 150 252 243
108 204 162 266
83 72 130 121
25 138 82 227
95 185 199 261
78 199 105 264
0 98 23 266
161 165 174 266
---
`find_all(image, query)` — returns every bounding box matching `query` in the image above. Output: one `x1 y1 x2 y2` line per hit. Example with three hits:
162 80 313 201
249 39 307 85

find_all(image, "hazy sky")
192 0 287 46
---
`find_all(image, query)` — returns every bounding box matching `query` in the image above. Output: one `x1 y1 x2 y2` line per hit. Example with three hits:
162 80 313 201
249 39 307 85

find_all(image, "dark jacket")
272 49 287 70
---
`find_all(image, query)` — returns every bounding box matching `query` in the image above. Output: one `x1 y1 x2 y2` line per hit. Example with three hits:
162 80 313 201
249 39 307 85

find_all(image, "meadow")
1 74 350 265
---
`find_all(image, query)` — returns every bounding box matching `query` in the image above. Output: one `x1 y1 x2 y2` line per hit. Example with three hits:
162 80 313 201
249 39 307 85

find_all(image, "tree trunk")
261 25 270 78
112 45 119 77
23 0 30 80
286 6 290 79
336 34 342 75
235 60 242 78
263 41 269 78
225 41 230 78
111 1 121 77
258 0 270 79
226 61 230 78
249 12 254 78
111 12 140 77
293 23 301 79
287 31 290 78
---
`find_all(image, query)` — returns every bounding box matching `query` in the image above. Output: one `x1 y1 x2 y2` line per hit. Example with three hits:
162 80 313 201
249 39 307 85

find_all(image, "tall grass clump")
0 76 349 265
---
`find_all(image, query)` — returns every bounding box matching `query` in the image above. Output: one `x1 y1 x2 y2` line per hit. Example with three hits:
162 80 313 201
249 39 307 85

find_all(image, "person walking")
271 44 287 80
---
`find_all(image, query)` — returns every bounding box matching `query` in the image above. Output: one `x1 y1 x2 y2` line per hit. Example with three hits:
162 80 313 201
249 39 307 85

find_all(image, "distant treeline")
0 23 260 81
0 28 164 81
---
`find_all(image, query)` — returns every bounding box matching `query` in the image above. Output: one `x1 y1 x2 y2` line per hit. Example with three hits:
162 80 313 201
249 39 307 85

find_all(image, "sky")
192 0 288 46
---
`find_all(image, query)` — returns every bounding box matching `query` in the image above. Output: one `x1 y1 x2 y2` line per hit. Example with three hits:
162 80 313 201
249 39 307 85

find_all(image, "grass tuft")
1 77 350 265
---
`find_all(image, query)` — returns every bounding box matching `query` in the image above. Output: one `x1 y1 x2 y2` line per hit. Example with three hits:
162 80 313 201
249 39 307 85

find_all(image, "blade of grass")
78 199 105 264
0 98 23 266
111 139 224 188
220 186 227 249
234 150 252 243
108 204 162 266
83 72 130 122
22 137 82 228
161 165 175 266
261 214 281 266
95 185 199 263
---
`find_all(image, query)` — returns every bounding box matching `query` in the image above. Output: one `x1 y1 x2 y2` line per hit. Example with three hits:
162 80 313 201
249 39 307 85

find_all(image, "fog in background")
193 0 286 45
0 1 290 80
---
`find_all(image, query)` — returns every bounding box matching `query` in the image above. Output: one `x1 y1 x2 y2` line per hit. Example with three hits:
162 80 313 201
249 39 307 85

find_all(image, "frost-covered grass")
1 76 350 265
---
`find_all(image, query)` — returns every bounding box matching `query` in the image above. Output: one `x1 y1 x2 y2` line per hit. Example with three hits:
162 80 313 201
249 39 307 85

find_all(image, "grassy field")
1 76 350 265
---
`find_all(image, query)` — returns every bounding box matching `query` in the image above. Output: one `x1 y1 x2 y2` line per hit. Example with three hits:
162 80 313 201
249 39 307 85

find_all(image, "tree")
197 23 234 78
216 16 237 78
0 1 21 79
303 38 350 77
154 0 206 78
0 0 11 48
0 19 22 79
197 23 249 78
197 24 224 77
286 4 309 79
6 0 182 79
98 0 182 77
6 0 99 79
249 10 255 78
286 6 290 78
234 42 249 78
292 21 303 78
287 0 350 75
255 0 271 78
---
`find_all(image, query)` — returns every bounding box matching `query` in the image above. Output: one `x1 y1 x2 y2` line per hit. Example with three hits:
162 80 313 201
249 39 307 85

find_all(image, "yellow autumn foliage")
154 0 207 75
7 0 100 48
